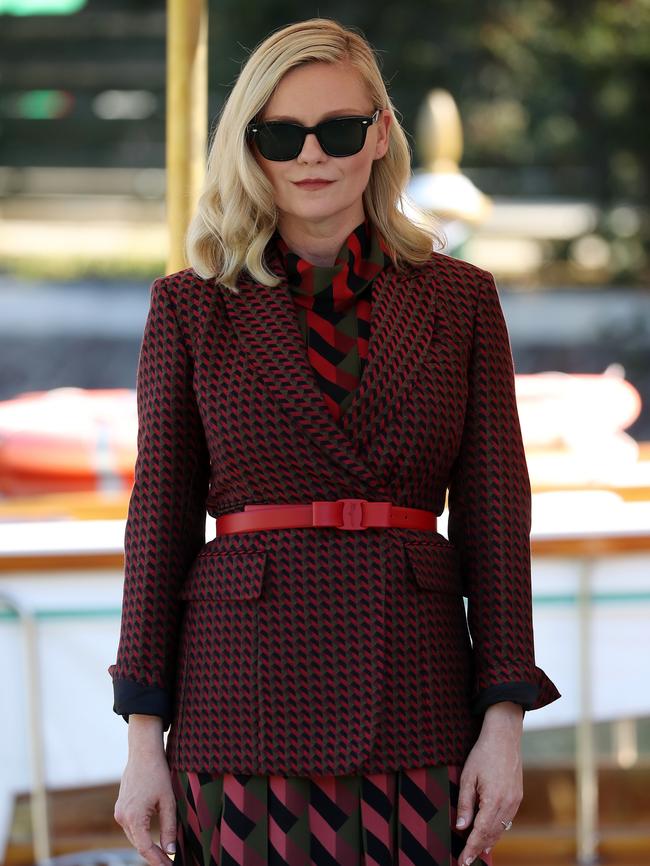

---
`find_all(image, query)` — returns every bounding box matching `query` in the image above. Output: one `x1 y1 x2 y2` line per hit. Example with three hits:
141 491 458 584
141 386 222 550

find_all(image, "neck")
276 208 367 267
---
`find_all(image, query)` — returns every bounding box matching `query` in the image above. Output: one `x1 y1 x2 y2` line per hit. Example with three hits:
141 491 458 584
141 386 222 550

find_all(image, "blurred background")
0 1 649 865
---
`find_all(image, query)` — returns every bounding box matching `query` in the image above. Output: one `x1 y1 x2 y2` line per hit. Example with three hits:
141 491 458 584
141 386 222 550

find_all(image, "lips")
293 179 334 186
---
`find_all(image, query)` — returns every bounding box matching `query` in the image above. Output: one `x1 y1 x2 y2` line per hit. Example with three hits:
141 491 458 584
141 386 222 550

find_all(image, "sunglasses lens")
255 124 303 161
250 116 371 161
319 118 366 156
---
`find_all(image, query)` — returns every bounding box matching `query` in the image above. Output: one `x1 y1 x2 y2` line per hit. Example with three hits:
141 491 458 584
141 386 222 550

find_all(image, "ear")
374 109 392 159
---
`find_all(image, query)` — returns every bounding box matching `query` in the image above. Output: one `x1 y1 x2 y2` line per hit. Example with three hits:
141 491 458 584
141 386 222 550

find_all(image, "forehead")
261 62 372 122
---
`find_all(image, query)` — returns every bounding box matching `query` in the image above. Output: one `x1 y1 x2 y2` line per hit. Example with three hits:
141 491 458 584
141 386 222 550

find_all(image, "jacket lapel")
221 239 438 492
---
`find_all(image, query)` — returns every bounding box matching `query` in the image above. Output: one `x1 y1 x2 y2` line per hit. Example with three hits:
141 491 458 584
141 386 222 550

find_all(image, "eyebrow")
264 107 371 122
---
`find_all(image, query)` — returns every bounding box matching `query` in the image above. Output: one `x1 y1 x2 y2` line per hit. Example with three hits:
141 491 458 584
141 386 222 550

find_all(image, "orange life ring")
0 387 137 496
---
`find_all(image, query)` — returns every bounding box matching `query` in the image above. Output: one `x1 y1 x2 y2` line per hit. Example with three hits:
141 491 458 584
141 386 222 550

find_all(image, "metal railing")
531 530 650 864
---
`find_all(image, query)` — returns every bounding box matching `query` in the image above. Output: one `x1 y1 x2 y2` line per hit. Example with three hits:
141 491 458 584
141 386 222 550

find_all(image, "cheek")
340 153 374 190
252 148 283 190
258 161 281 189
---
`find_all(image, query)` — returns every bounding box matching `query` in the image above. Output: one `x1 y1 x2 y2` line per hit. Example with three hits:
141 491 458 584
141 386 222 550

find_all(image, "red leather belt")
216 499 437 535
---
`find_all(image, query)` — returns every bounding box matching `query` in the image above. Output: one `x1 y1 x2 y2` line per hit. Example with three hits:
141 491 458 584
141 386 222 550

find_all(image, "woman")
109 17 560 866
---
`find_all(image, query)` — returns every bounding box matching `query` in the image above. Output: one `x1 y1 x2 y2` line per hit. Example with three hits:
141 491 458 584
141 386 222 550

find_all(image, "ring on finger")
500 818 513 831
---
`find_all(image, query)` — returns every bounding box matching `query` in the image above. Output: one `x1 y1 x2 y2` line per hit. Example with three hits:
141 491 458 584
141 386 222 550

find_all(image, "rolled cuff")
471 681 539 715
111 674 173 732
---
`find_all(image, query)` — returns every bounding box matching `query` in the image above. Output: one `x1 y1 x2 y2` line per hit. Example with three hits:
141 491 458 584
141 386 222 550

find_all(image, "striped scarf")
273 217 391 422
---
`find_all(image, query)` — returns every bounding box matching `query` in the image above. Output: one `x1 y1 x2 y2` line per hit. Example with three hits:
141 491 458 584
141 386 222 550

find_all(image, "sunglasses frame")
246 108 383 161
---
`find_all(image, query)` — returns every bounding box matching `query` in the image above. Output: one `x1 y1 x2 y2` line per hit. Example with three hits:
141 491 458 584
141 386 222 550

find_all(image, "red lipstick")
293 179 334 190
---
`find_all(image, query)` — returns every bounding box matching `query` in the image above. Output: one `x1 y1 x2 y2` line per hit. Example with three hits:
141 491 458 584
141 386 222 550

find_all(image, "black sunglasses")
246 108 383 161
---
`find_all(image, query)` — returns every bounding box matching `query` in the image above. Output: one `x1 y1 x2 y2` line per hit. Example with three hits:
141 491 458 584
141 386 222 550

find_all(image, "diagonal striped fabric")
273 217 392 422
170 765 492 866
165 218 492 865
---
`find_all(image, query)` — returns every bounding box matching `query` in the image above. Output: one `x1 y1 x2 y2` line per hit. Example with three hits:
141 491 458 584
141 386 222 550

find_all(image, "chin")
286 202 342 220
290 197 354 219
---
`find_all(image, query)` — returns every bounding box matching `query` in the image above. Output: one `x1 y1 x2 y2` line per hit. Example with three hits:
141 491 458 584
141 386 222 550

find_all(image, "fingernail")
485 848 491 854
456 816 466 828
166 844 176 854
464 858 474 866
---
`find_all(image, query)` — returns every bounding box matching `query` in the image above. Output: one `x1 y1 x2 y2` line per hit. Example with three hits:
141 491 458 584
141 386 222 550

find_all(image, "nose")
298 131 326 160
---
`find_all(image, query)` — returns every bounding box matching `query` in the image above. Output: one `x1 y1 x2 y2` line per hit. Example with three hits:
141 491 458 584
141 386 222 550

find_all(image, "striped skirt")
170 765 493 866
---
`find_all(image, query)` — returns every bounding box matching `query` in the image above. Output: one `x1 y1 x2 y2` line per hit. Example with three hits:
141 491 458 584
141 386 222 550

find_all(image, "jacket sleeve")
107 275 211 730
446 271 561 715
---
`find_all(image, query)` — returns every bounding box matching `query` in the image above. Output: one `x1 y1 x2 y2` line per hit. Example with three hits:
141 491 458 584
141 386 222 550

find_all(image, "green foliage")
207 0 650 202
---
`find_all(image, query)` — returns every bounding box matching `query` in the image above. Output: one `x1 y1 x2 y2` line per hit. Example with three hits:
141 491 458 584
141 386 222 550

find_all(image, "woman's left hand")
456 701 524 865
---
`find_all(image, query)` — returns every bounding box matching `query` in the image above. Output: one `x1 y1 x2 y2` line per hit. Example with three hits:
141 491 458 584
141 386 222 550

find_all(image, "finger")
459 830 500 865
132 824 172 866
140 839 172 866
455 770 477 831
114 805 136 850
159 795 178 857
457 804 502 864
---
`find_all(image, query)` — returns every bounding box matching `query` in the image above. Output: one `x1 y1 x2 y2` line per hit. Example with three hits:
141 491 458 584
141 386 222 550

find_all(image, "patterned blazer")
108 243 561 776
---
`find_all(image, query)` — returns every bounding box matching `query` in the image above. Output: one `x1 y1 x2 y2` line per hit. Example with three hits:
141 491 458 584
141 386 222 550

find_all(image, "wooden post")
166 0 208 274
576 556 598 864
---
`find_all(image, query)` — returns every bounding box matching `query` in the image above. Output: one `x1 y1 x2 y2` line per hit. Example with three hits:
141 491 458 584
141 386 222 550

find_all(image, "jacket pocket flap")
179 548 267 600
404 541 464 595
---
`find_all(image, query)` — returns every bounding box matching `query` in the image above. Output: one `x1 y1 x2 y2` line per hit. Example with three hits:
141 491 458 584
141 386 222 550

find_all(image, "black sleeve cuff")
471 681 540 716
112 677 173 732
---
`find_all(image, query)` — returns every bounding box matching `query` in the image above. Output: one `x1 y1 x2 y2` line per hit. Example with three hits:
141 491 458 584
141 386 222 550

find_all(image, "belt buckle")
336 498 368 530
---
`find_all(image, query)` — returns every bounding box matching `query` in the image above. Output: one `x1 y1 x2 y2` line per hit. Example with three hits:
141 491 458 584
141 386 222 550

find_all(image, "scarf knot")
273 218 391 312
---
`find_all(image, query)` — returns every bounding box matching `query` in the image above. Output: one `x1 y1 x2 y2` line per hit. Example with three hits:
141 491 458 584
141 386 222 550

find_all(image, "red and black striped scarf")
273 217 392 422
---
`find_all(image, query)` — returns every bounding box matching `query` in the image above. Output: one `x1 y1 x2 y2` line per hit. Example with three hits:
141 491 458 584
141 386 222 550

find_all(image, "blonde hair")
185 17 446 293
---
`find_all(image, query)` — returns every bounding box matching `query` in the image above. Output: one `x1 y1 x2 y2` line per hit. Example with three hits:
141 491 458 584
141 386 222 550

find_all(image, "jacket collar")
220 234 438 493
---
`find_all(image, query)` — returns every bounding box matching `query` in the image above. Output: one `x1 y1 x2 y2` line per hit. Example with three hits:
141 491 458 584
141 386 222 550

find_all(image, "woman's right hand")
113 714 177 866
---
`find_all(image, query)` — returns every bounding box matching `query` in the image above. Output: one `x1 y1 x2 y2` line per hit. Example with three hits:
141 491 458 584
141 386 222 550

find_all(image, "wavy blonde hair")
185 17 446 293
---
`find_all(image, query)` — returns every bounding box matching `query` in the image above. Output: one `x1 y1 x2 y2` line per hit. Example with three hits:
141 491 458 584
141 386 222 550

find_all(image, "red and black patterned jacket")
108 242 561 775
